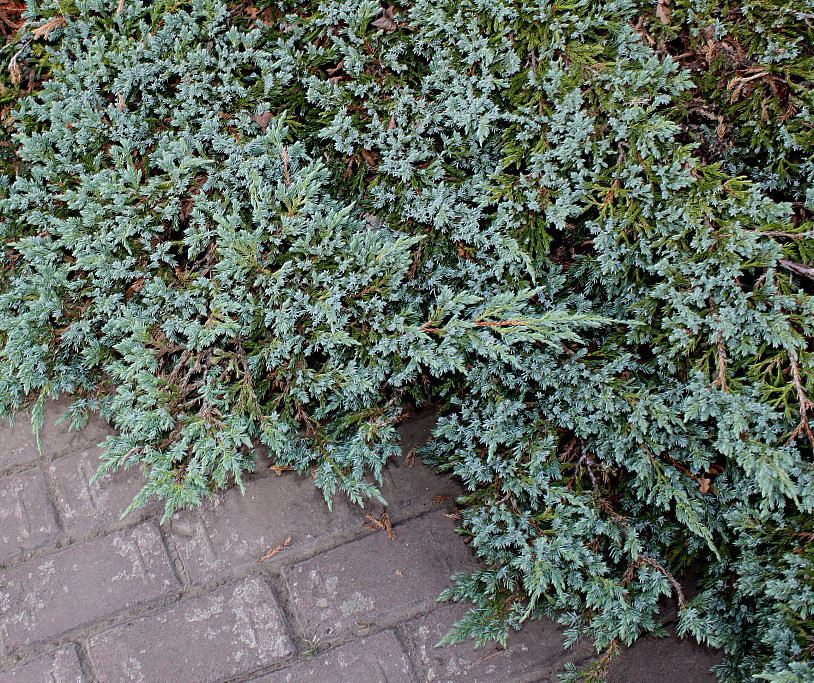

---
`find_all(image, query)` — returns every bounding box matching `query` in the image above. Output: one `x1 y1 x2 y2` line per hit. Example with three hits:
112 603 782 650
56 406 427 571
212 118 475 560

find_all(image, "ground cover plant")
0 0 812 679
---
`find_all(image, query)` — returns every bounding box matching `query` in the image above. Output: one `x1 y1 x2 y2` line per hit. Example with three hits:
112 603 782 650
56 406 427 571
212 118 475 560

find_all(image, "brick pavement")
0 399 721 682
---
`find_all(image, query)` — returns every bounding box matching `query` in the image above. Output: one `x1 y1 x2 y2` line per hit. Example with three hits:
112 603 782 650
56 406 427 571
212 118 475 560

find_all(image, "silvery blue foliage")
0 0 812 679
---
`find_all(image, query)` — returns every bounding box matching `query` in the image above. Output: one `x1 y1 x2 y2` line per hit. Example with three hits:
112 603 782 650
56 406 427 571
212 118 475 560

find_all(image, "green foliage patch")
1 0 812 679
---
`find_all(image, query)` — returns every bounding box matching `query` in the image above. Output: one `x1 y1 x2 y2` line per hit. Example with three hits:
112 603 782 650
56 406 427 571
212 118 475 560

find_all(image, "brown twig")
281 146 290 186
257 536 292 562
787 352 814 448
713 331 728 392
639 556 686 609
365 511 396 539
779 259 814 282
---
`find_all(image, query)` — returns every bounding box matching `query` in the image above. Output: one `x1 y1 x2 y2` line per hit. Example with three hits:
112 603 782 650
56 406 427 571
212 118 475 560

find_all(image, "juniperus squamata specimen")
0 0 812 679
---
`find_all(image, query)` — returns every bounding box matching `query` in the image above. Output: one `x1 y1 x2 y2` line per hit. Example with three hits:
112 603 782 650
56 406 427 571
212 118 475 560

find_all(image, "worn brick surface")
0 419 41 471
35 399 114 461
0 645 84 682
607 625 720 683
375 458 460 521
168 474 358 584
0 469 59 562
403 603 593 682
396 414 436 455
0 402 724 682
48 448 146 536
285 514 479 642
0 523 178 650
88 575 292 682
255 630 413 682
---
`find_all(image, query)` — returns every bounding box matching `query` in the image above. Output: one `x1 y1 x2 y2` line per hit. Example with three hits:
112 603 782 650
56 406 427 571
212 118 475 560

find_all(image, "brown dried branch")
31 16 64 40
713 332 728 392
640 556 686 609
779 258 814 281
281 146 290 186
787 352 814 448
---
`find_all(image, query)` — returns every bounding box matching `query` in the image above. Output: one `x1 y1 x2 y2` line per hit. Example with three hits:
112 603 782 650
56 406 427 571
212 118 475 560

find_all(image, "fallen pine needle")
473 647 507 665
365 511 396 539
257 536 292 562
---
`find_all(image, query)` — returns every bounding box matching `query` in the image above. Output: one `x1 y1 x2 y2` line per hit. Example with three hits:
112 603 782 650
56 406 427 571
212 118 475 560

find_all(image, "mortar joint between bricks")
75 641 101 683
254 568 310 655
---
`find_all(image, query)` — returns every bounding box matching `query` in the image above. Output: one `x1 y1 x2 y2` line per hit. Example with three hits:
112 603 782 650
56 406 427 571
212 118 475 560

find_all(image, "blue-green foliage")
1 0 812 680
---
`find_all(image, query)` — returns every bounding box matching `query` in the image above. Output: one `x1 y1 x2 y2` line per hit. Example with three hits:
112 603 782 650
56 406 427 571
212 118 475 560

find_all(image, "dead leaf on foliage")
655 0 671 25
7 54 21 85
326 60 344 76
250 110 273 132
281 145 291 186
727 69 769 102
31 16 64 40
372 5 397 33
360 148 377 168
0 1 26 39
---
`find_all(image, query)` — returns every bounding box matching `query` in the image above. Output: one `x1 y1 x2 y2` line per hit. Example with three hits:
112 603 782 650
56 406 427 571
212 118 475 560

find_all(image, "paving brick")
88 575 293 682
0 469 59 562
375 458 460 521
48 448 146 536
0 523 178 650
285 514 479 642
168 474 358 584
0 418 41 471
356 414 459 521
35 399 115 461
607 625 720 683
397 414 436 454
403 604 593 682
255 631 413 682
0 645 84 682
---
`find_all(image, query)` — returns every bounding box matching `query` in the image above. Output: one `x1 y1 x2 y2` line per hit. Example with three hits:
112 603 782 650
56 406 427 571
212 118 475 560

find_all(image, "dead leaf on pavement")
444 506 462 520
405 445 417 466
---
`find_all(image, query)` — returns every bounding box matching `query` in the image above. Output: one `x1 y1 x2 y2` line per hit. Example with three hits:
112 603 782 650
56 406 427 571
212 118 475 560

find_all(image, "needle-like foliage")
0 0 812 679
